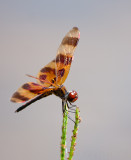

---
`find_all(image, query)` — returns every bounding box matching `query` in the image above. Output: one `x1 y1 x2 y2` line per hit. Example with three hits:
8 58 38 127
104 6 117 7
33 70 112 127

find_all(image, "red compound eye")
67 90 78 102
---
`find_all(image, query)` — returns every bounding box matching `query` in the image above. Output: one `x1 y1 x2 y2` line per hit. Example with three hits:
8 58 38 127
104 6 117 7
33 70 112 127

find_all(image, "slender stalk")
68 107 80 160
61 103 68 160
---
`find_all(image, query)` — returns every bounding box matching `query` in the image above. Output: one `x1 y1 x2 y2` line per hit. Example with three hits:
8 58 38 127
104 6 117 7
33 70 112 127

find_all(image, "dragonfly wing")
11 82 53 103
37 27 80 86
55 27 80 85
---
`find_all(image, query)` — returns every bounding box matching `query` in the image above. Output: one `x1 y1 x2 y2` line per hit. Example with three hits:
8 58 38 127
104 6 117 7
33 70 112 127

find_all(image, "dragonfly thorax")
53 86 78 103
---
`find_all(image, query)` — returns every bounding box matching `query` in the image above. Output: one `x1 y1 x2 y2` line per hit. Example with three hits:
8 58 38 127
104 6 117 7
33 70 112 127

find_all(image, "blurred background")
0 0 131 160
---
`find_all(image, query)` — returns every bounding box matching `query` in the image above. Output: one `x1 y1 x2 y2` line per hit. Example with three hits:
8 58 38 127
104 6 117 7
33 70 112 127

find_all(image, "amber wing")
10 27 80 103
11 82 53 103
37 27 80 87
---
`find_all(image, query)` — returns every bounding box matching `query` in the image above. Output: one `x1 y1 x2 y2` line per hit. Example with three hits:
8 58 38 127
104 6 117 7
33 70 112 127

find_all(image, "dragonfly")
10 27 80 113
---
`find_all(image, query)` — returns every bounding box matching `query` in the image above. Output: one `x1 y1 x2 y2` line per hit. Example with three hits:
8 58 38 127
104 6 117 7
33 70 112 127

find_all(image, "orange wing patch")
37 27 80 86
11 82 52 103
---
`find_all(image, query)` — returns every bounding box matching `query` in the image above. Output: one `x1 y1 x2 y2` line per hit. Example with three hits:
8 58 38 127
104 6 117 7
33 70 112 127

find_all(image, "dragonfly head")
67 90 78 103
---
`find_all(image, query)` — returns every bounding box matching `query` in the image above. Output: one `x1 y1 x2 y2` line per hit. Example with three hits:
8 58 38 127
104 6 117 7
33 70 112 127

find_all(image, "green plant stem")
61 103 68 160
68 107 80 160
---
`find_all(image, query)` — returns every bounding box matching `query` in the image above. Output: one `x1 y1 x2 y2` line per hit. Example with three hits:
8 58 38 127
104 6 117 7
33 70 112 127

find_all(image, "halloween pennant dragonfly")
11 27 80 113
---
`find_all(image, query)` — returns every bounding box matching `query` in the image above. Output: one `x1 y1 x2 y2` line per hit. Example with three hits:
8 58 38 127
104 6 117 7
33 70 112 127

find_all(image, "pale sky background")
0 0 131 160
